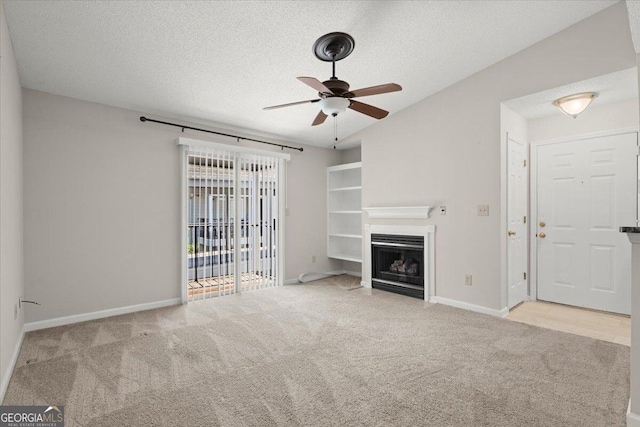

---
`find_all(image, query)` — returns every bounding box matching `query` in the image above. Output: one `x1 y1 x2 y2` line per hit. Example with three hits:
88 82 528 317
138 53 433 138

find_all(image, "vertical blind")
186 147 281 302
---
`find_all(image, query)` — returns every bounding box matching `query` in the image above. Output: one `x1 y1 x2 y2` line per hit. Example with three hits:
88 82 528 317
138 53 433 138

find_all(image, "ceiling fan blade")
263 99 319 110
312 110 328 126
348 100 389 119
298 77 334 94
345 83 402 98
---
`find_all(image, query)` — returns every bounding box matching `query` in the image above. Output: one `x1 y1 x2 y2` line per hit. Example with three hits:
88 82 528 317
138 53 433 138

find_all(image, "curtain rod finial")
140 116 147 122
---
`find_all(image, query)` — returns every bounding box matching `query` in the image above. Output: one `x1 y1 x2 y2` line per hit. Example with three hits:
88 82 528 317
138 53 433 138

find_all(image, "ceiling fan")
264 32 402 127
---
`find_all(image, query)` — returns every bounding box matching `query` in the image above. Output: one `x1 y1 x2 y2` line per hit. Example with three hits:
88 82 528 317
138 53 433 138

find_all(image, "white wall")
22 89 342 323
342 2 635 311
528 97 639 142
0 0 24 400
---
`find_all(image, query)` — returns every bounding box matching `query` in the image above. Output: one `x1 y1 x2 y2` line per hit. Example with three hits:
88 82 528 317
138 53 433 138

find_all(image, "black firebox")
371 234 424 299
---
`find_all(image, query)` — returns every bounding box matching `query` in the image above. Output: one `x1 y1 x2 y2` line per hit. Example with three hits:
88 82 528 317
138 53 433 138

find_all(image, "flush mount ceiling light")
552 92 597 118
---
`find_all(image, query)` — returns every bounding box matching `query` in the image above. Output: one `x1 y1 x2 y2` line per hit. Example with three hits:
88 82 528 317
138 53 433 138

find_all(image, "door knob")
508 231 516 236
539 232 546 238
539 221 546 227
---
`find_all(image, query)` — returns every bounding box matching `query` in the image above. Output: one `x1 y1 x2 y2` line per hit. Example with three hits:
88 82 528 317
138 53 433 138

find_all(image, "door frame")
528 127 638 302
178 137 290 304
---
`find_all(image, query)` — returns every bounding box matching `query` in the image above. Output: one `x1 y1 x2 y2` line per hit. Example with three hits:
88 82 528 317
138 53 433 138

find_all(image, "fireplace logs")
390 259 419 276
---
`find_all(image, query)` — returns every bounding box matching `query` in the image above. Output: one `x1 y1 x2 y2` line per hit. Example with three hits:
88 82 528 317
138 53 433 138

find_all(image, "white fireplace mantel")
364 206 433 219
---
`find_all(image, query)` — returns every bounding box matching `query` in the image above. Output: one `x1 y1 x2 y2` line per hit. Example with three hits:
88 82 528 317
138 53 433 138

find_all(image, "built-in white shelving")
327 162 362 263
329 186 362 192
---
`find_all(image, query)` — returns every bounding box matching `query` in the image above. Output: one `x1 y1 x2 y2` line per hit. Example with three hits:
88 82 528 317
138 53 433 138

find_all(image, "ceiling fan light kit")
264 32 402 141
319 97 350 116
552 92 597 118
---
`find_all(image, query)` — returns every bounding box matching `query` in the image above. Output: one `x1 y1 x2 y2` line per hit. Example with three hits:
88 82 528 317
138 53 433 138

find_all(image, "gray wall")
632 53 640 421
340 147 361 164
342 3 636 311
0 0 24 398
22 89 342 323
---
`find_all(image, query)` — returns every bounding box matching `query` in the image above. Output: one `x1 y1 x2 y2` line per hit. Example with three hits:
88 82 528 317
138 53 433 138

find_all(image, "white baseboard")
431 296 509 318
343 270 362 278
24 298 182 332
629 401 640 427
284 278 300 285
1 327 25 404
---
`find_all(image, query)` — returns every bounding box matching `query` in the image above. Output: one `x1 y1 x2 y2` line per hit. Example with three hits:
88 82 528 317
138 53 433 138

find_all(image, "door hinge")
523 216 527 224
523 272 527 280
523 159 527 167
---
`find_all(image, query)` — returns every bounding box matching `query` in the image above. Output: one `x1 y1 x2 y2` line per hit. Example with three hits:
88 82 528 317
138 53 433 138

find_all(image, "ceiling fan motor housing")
321 79 350 96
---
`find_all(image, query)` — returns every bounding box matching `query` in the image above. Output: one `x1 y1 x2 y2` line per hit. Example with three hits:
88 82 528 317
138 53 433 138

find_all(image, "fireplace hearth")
371 234 424 299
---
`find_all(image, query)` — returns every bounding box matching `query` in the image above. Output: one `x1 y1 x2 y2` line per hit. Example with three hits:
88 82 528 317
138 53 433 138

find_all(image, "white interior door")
536 132 637 314
507 135 528 309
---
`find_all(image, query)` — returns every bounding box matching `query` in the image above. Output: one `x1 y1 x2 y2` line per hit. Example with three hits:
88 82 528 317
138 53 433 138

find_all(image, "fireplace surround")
371 234 425 298
362 223 435 301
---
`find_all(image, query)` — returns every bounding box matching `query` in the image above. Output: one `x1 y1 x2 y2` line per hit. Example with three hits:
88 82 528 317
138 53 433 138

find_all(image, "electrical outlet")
465 274 472 286
14 303 18 320
440 206 447 215
312 255 316 263
477 205 489 216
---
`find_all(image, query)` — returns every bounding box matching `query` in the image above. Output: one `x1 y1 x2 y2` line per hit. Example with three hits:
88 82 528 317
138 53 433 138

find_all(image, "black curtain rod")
139 116 303 152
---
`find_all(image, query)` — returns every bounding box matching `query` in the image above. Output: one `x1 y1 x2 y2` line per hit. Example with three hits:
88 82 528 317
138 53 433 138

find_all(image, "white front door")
536 132 637 314
508 135 528 308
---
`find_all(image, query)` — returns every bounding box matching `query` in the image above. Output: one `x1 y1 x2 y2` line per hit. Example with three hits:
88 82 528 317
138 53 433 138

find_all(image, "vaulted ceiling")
3 1 618 147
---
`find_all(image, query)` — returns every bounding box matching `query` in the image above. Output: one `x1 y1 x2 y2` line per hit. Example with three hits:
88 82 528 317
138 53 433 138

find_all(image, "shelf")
328 162 362 264
329 210 361 214
329 186 362 192
327 162 362 172
329 253 362 263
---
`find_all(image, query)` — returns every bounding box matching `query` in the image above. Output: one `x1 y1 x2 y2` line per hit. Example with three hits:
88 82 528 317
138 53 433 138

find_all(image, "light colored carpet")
3 275 629 426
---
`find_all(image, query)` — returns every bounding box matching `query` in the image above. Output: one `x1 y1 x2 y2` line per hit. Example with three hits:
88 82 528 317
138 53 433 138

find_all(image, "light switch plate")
477 205 489 216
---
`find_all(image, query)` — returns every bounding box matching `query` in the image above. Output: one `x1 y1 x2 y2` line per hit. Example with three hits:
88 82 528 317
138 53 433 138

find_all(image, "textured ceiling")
625 0 640 53
504 67 638 119
3 1 618 148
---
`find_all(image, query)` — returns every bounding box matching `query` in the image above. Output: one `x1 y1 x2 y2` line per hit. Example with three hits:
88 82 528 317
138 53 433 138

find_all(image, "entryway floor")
507 300 630 346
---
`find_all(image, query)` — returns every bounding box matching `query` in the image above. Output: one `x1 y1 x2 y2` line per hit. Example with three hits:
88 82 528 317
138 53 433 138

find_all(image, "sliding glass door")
183 145 283 302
